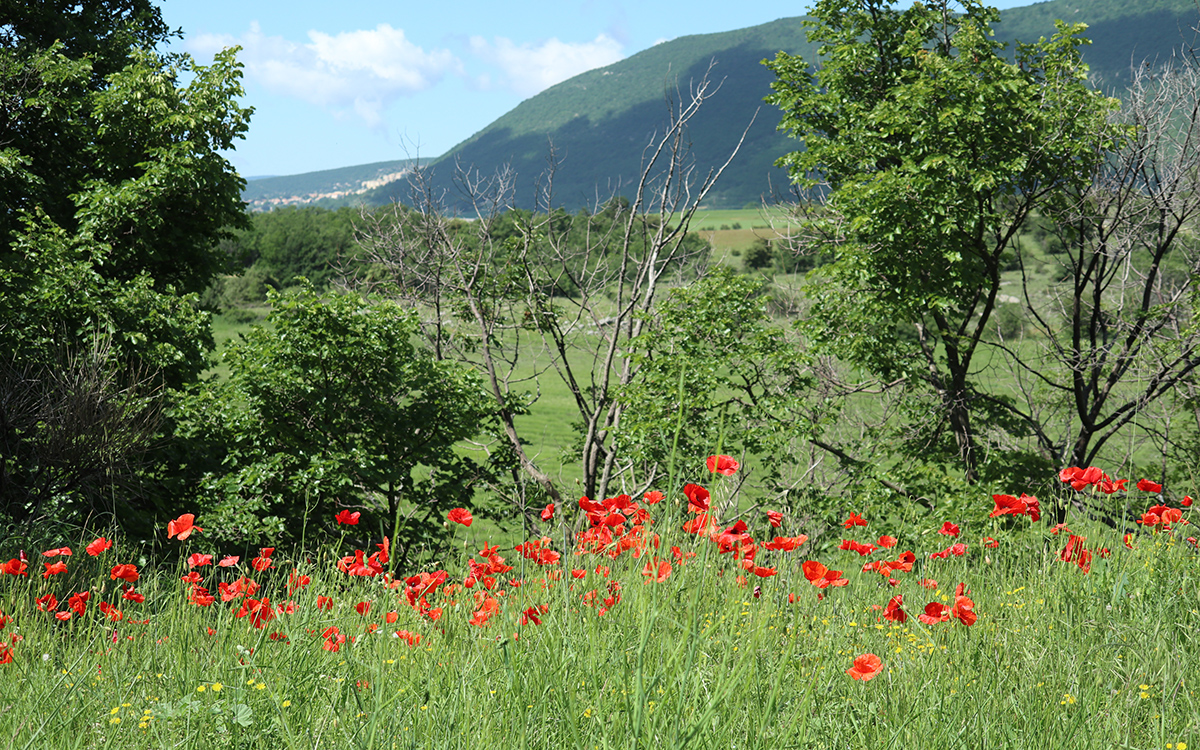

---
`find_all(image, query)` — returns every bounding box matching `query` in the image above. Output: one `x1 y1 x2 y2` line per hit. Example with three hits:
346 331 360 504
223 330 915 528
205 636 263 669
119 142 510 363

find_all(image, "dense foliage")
618 267 813 487
175 286 499 560
0 0 251 533
219 206 361 292
766 0 1117 484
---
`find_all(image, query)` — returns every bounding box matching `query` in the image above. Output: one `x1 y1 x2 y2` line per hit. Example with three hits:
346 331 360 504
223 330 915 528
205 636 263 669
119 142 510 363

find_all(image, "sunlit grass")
1 471 1197 749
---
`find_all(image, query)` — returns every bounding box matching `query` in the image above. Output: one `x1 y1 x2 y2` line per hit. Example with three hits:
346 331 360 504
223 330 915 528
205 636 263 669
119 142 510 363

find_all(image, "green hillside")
258 0 1196 212
370 18 817 210
993 0 1199 91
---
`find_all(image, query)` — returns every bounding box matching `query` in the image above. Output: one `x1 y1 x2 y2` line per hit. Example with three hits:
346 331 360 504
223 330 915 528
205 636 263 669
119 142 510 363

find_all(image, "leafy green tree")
227 206 360 290
742 237 774 272
765 0 1115 483
177 286 498 560
618 267 813 491
0 1 251 531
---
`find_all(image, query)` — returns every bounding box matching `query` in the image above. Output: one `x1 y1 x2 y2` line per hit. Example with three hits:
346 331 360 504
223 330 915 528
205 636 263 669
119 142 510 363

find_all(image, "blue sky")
164 0 1033 178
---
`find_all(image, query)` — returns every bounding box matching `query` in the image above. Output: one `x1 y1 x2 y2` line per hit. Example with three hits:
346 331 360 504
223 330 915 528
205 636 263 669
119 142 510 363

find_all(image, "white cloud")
186 22 460 128
468 33 624 97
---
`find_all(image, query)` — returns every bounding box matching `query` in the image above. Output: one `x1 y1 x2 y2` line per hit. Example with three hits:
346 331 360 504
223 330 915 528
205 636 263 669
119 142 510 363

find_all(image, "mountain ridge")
244 0 1199 211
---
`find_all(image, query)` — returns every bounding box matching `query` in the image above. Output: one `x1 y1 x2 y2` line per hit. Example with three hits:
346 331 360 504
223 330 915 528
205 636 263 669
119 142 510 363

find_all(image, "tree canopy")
0 0 251 532
765 0 1117 483
175 286 498 559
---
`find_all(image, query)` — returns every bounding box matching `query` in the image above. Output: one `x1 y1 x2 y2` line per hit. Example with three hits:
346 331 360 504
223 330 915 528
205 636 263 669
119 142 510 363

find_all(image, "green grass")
1 471 1197 749
684 208 796 232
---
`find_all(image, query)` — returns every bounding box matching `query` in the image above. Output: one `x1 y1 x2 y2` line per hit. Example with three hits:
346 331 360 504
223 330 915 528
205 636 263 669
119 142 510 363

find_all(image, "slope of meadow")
1 460 1196 749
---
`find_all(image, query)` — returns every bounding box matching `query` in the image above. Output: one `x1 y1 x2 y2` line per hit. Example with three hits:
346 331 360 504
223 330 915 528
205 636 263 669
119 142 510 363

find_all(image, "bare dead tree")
982 54 1200 507
0 334 162 527
355 64 753 510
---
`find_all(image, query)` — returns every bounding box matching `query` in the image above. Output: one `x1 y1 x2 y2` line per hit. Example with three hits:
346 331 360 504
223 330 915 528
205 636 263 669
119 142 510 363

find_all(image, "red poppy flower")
249 556 275 578
540 503 555 521
317 595 334 610
1136 479 1163 493
187 553 213 568
355 601 372 616
843 512 867 529
217 555 239 567
287 569 311 593
802 560 848 588
846 653 883 681
2 559 28 576
643 491 664 505
883 595 907 623
1183 496 1194 507
121 586 145 603
682 512 713 535
930 542 967 559
85 537 113 556
166 513 201 540
335 509 361 525
683 484 711 512
36 594 58 612
989 493 1040 520
235 597 275 629
1059 534 1093 573
42 561 68 578
641 557 672 583
766 510 783 528
983 537 999 548
918 602 951 624
516 606 542 626
1060 465 1105 490
98 601 123 621
762 535 808 551
67 592 89 616
952 595 977 626
180 571 203 585
1074 548 1093 574
447 508 473 527
936 521 960 537
110 564 139 583
706 455 740 476
42 547 72 557
839 539 876 556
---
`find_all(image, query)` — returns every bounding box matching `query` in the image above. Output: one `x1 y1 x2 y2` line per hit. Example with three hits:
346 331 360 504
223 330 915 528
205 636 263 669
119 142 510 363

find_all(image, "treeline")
206 198 711 306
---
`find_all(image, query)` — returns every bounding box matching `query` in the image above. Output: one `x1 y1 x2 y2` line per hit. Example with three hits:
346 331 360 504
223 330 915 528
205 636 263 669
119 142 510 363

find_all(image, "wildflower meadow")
0 457 1197 749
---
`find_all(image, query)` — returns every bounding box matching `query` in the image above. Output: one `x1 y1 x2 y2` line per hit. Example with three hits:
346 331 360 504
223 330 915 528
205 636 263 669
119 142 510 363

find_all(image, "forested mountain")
247 0 1199 211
